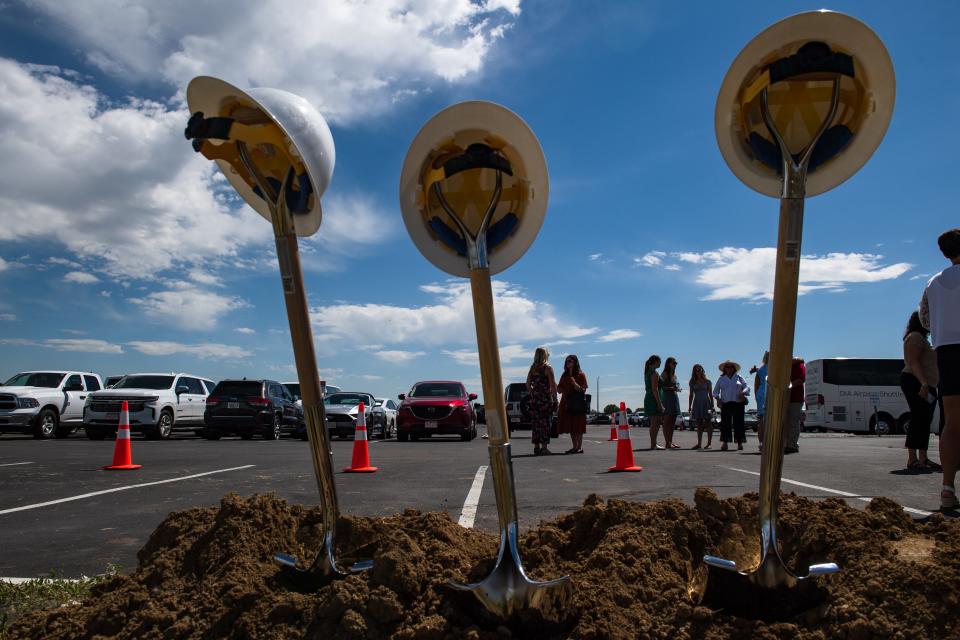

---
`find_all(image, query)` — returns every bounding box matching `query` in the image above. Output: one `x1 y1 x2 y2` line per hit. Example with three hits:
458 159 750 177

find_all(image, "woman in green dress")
643 355 665 450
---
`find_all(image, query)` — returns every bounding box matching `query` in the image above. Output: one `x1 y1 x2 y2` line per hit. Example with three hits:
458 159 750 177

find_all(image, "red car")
397 381 478 442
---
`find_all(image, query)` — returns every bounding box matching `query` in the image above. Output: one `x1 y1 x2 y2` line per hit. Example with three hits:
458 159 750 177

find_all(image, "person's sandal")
691 444 701 450
942 487 959 510
923 459 943 471
907 460 924 470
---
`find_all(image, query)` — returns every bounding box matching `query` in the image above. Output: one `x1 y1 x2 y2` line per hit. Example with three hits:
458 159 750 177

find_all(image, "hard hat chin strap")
184 112 313 215
425 144 520 268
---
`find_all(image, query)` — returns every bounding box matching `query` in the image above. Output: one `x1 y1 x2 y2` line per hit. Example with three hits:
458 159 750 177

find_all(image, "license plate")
106 412 118 420
510 417 520 423
228 402 239 409
425 421 438 429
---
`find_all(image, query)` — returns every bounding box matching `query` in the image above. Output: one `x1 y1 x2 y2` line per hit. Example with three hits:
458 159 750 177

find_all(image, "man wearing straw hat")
713 360 751 451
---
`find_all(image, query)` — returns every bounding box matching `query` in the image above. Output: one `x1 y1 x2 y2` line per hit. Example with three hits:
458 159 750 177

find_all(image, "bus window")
822 359 902 387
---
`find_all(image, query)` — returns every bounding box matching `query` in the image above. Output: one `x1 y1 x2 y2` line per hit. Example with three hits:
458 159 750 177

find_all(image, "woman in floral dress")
526 346 558 455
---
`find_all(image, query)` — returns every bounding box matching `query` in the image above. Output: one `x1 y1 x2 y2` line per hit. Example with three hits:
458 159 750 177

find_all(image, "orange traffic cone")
608 401 641 472
343 402 377 473
608 423 618 441
104 401 141 470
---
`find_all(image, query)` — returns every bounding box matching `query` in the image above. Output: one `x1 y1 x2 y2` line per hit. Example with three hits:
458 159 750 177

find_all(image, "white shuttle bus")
805 358 941 436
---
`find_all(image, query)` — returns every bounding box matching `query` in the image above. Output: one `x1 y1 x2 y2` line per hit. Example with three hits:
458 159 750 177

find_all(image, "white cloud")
588 253 602 261
0 313 15 321
359 374 384 381
99 290 112 297
24 0 520 124
443 344 530 366
130 286 248 328
0 59 271 277
300 194 399 271
128 340 249 359
634 251 665 267
373 350 426 363
0 257 7 272
234 327 256 335
586 353 614 358
45 338 123 353
0 337 122 353
312 281 597 351
63 271 99 284
597 329 641 342
910 273 930 281
677 247 912 301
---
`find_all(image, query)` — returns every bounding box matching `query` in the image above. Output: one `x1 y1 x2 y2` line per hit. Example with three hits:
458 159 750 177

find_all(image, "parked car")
628 411 644 426
203 379 303 440
84 373 213 440
372 397 398 439
594 413 613 425
104 375 125 389
504 383 529 432
397 381 477 441
744 409 759 432
323 391 385 439
0 371 103 438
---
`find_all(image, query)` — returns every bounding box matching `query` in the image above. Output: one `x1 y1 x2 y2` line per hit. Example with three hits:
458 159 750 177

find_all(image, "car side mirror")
468 393 478 401
176 385 189 394
398 393 405 400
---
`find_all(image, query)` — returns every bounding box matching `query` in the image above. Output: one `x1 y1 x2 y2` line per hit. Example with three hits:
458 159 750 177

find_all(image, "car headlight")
143 396 160 404
17 397 39 409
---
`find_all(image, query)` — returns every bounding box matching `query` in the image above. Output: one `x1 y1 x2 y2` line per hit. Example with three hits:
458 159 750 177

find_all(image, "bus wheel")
870 413 895 436
896 414 911 436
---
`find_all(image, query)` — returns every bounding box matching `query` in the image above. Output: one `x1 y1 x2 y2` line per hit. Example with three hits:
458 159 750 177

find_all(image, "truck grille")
90 400 146 413
411 405 452 420
325 413 355 423
0 394 16 410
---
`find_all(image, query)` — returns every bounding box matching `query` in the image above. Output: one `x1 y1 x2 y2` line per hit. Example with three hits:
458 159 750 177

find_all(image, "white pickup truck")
0 371 104 439
84 372 214 440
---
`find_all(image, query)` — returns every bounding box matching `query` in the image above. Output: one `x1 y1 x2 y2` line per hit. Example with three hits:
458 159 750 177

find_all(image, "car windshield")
283 383 301 398
213 381 263 396
3 372 66 388
325 393 368 406
506 385 528 402
410 383 461 398
113 375 175 390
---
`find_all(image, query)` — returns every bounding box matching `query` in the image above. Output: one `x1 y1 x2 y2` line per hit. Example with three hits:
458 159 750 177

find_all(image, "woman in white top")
901 311 941 470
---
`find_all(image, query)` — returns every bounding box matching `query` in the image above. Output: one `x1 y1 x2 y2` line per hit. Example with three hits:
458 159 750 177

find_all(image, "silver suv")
0 371 103 439
84 373 213 440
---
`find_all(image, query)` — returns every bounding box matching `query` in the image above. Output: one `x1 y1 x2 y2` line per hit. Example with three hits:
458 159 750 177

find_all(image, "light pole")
596 376 600 413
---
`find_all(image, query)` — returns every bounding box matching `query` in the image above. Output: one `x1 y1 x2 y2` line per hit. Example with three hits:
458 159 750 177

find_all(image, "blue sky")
0 1 956 410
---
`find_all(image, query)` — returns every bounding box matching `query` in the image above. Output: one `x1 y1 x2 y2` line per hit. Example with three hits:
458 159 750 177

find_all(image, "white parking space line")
723 466 932 517
1 577 81 584
0 462 34 467
458 465 488 528
0 465 255 516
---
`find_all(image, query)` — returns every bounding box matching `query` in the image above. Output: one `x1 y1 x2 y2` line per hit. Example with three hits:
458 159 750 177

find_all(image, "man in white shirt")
713 360 751 451
920 228 960 510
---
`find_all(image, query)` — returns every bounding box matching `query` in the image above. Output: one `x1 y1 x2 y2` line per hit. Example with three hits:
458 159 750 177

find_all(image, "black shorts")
937 344 960 397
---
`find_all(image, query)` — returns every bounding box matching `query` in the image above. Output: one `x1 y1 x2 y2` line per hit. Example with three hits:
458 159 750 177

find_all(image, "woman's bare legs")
573 431 584 452
664 414 679 448
649 416 663 449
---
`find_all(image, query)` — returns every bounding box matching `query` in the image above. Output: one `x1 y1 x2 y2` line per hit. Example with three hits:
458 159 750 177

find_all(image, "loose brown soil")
7 490 958 639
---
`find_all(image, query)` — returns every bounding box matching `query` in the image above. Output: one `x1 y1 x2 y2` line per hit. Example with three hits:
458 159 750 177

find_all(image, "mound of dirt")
7 490 959 639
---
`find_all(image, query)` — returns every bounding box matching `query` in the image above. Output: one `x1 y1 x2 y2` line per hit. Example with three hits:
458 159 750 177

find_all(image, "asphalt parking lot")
0 426 950 578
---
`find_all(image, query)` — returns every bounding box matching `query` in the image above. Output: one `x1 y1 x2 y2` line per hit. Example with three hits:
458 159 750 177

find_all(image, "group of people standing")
641 355 803 452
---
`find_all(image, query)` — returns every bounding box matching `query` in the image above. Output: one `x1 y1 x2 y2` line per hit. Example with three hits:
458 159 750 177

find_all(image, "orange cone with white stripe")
608 423 618 441
343 402 377 473
608 401 641 472
104 401 141 470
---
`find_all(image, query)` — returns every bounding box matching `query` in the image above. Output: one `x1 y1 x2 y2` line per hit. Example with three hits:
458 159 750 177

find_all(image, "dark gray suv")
203 379 303 440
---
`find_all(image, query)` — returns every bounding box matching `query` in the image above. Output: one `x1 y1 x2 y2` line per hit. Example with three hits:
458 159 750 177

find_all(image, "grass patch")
0 566 119 635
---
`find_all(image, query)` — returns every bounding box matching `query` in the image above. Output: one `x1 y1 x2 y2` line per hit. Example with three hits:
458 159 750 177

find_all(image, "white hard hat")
399 101 548 277
185 76 335 236
715 11 895 197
